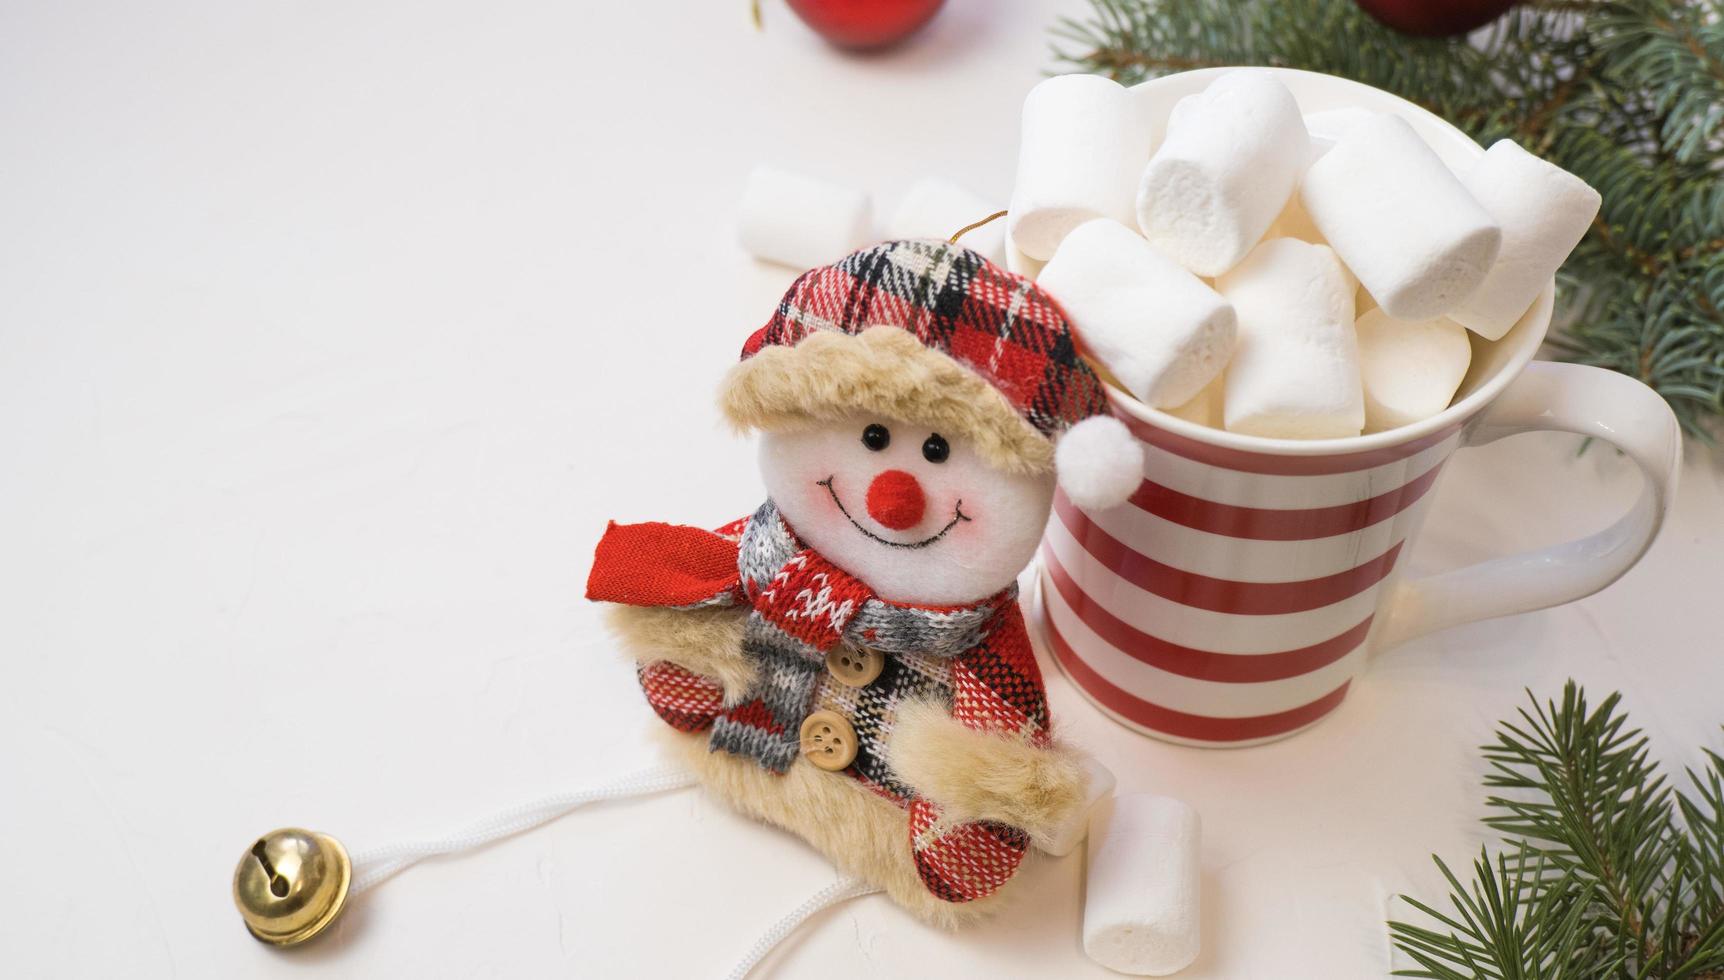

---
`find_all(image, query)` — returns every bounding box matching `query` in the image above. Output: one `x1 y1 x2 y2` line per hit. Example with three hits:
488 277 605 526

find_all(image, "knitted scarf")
587 501 1006 773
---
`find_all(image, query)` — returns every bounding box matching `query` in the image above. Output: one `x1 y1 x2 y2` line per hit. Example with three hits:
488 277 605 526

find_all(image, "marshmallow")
1005 228 1046 280
1266 109 1381 245
1164 375 1224 429
1216 238 1364 439
1084 795 1202 976
1356 308 1473 432
888 177 1007 265
1008 74 1151 261
1136 71 1309 277
737 166 873 270
1040 756 1119 857
1303 106 1377 158
1451 139 1602 340
1038 219 1237 408
1300 113 1501 321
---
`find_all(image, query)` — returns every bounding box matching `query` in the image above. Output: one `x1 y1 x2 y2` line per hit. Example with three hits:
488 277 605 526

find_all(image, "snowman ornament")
231 240 1159 974
587 238 1145 923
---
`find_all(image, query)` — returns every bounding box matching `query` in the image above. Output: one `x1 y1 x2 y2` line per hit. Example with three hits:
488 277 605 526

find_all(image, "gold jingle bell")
232 828 352 946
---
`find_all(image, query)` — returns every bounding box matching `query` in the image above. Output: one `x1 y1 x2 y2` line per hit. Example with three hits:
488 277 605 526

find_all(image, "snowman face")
759 415 1056 606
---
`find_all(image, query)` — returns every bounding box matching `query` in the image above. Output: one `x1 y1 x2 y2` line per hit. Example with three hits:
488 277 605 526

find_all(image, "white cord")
342 764 876 979
347 764 698 894
721 875 882 980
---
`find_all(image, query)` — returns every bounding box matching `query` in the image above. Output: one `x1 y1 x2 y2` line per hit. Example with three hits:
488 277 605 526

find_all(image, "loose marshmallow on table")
1038 219 1237 408
1451 139 1602 340
888 177 1007 265
1356 308 1473 432
1136 71 1309 277
1300 113 1502 321
1008 74 1151 261
737 166 873 270
1040 755 1119 858
1084 794 1202 977
1216 238 1364 439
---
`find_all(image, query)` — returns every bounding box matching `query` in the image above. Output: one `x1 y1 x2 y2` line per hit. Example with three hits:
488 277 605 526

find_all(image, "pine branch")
1387 683 1724 978
1050 0 1724 437
1478 687 1680 969
1389 848 1611 979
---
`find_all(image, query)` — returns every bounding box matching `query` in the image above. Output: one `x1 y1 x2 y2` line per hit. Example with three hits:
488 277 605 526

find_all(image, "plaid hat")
720 239 1145 510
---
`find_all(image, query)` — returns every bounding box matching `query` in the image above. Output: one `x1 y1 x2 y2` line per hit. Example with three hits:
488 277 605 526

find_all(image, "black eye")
861 424 890 451
922 433 950 464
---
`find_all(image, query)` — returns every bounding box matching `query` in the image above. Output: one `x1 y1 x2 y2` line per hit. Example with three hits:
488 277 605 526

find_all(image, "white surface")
2 3 1722 979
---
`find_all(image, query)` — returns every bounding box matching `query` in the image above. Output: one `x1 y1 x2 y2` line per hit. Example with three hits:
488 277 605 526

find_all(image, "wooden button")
798 710 858 772
825 645 884 688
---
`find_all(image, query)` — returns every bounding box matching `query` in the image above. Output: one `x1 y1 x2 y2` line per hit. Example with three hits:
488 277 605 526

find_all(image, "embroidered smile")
817 477 969 549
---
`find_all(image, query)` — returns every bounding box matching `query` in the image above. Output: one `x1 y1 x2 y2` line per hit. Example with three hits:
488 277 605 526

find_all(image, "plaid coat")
633 512 1052 905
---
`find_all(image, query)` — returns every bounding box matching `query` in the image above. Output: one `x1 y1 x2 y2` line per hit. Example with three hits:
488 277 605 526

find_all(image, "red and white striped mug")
1036 68 1682 747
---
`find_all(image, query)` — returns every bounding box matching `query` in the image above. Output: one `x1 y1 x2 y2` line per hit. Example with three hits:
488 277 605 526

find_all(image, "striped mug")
1036 68 1682 748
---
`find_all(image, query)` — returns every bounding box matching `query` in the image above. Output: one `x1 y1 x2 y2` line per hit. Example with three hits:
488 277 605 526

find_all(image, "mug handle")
1372 361 1682 652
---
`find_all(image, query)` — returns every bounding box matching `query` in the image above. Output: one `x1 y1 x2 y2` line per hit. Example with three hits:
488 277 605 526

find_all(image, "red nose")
865 469 926 530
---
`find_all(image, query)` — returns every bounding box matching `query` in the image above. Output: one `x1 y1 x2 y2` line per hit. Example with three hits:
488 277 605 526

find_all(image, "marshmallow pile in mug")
1013 70 1601 440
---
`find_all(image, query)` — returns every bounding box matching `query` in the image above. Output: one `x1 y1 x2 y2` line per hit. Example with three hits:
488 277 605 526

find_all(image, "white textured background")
3 1 1721 977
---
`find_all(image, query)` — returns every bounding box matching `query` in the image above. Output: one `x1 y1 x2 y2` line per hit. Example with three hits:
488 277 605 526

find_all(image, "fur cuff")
654 726 1014 928
602 604 755 700
885 700 1088 851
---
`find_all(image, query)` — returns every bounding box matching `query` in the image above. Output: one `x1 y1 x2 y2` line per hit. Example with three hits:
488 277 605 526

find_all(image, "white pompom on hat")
1056 415 1144 510
720 238 1145 511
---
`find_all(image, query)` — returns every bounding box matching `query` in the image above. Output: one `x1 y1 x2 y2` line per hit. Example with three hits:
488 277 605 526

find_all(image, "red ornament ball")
1352 0 1518 36
784 0 946 49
